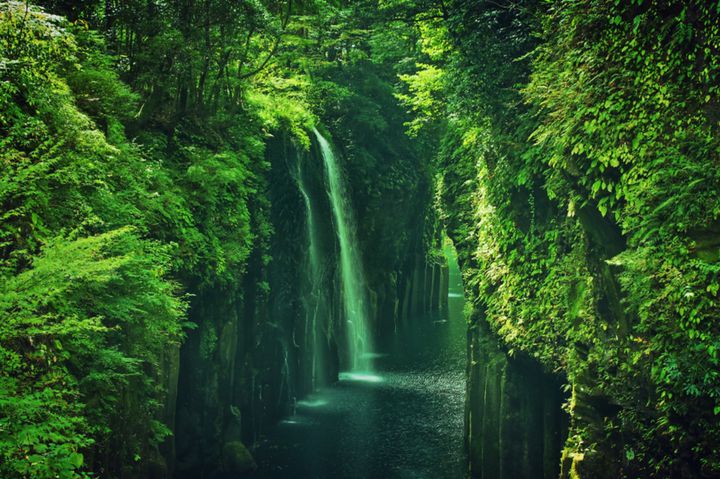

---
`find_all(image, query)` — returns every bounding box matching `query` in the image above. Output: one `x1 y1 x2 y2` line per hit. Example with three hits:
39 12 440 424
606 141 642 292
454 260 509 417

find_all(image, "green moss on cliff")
392 0 720 476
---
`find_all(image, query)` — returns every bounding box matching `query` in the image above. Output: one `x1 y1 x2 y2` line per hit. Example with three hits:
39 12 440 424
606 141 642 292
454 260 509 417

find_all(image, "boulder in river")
222 441 257 475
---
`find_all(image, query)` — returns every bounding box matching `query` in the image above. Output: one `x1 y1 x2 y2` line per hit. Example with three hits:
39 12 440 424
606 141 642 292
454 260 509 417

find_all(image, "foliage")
523 2 720 475
0 4 186 477
389 0 720 476
9 0 719 477
1 1 425 477
0 228 185 478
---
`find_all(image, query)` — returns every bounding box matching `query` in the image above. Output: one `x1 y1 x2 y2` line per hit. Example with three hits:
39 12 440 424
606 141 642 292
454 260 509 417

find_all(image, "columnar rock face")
397 253 449 328
465 312 567 479
171 133 328 477
170 130 433 477
440 176 571 477
427 2 720 476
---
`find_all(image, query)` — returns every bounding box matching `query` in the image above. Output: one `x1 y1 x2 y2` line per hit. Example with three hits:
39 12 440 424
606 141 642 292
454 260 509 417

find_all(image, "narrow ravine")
7 3 718 479
254 246 466 478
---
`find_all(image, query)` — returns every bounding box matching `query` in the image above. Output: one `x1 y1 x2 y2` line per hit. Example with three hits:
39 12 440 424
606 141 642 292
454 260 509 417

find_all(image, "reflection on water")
254 249 466 478
338 372 385 383
296 399 330 408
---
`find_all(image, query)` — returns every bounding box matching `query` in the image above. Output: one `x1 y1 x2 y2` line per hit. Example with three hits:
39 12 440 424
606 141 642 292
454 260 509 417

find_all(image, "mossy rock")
561 447 620 479
222 441 257 475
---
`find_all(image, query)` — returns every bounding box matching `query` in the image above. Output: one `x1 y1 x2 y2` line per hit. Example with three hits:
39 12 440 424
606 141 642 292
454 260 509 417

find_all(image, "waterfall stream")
313 128 373 372
293 152 324 390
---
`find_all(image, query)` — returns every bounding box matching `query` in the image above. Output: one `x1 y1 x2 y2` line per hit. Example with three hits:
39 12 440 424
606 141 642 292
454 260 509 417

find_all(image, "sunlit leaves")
394 0 720 475
0 7 189 478
0 229 185 479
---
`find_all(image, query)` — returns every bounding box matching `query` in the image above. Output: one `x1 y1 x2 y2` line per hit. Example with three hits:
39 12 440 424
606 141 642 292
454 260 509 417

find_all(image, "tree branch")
237 0 292 81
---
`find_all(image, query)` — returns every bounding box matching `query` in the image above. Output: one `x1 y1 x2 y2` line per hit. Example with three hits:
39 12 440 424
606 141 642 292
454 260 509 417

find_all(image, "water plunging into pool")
314 128 373 372
254 244 467 478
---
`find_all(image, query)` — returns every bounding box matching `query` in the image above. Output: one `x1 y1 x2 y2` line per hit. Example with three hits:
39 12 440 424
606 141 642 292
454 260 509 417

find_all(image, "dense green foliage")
388 0 720 476
0 5 187 476
0 1 299 476
3 0 719 477
1 1 426 477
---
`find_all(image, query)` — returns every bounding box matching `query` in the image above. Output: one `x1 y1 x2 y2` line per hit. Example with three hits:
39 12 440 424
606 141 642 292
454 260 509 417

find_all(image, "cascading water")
293 152 325 390
313 128 373 372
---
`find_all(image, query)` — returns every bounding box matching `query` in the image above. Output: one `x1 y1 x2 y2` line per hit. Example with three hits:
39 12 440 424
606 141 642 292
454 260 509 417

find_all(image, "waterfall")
313 128 373 372
293 153 324 389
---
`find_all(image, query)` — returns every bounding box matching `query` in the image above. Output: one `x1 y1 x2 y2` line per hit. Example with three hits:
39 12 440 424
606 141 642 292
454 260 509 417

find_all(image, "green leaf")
69 452 84 468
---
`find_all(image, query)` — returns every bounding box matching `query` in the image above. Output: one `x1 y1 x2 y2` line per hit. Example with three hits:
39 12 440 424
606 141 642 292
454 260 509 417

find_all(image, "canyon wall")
171 129 438 477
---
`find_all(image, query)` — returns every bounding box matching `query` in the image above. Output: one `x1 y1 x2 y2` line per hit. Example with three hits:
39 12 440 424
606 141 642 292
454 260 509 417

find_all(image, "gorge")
1 1 719 479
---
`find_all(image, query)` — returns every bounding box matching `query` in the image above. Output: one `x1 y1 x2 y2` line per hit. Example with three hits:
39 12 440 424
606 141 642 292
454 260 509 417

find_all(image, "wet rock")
222 441 257 475
466 308 568 479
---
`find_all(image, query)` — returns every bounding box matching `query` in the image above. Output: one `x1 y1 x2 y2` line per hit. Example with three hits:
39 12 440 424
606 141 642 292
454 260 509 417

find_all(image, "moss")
199 323 218 361
221 441 257 475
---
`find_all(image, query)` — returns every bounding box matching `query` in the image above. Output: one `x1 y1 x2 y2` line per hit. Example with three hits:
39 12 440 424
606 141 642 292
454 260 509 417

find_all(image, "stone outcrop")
465 309 567 479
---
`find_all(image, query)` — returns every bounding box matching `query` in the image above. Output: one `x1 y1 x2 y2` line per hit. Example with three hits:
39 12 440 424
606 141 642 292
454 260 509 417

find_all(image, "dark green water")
254 250 467 478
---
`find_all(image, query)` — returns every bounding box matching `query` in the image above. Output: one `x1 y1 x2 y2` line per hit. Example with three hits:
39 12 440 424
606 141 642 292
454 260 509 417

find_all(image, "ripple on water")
338 372 385 383
253 313 467 479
